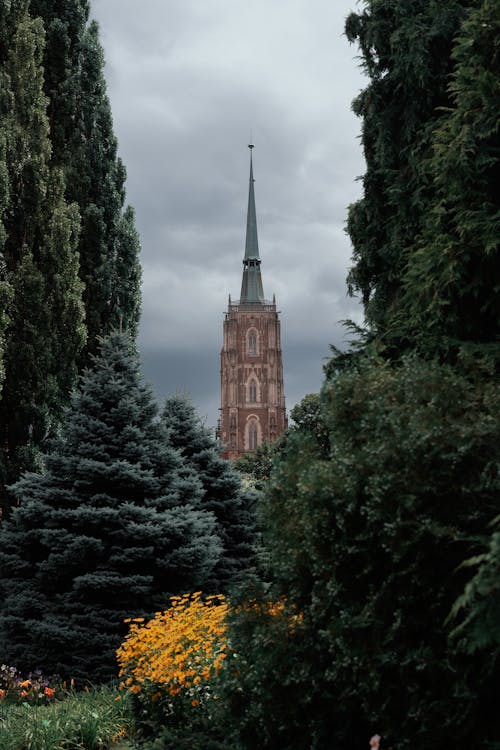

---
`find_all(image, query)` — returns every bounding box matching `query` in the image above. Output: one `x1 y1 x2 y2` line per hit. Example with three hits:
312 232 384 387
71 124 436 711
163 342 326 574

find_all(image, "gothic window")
248 380 257 402
249 422 258 450
247 330 258 355
230 414 236 428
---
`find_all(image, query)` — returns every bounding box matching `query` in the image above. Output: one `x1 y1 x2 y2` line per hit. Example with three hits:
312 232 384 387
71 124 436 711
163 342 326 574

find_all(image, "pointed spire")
244 145 259 260
240 144 265 304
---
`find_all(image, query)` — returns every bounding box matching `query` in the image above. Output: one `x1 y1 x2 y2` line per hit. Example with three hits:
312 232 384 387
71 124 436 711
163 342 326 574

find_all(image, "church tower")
218 146 287 459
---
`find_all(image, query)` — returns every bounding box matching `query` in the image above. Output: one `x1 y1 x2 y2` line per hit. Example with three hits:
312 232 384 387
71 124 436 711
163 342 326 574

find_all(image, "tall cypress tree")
30 0 142 354
0 138 12 396
0 1 142 510
161 394 257 592
0 333 221 680
0 1 85 515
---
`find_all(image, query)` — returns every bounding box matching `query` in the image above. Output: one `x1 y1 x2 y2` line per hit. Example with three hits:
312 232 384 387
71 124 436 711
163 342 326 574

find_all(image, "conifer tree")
30 0 142 354
0 333 221 680
0 139 12 395
0 2 85 514
161 394 257 592
396 0 500 358
345 0 475 350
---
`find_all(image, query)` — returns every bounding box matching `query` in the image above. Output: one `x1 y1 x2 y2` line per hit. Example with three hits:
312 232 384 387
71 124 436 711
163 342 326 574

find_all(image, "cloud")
91 0 367 426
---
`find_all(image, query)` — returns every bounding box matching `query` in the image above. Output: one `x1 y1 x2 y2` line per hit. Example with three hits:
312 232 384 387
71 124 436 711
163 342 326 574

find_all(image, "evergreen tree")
0 333 221 680
396 0 500 358
0 138 12 396
30 0 142 354
345 0 475 350
161 394 256 593
0 2 85 514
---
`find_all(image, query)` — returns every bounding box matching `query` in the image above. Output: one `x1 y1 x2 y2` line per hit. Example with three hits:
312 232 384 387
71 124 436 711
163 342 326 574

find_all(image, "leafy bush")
229 356 500 749
219 585 310 750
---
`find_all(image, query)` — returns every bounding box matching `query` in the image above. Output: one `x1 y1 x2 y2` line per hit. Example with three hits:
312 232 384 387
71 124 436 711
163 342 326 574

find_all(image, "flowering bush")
117 592 229 728
0 664 60 705
237 597 303 631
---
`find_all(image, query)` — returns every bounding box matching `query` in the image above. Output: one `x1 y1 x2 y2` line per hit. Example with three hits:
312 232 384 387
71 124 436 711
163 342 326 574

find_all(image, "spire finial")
248 142 255 183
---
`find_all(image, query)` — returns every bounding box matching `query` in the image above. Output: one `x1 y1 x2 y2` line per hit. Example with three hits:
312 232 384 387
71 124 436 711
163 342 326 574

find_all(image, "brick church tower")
218 146 287 459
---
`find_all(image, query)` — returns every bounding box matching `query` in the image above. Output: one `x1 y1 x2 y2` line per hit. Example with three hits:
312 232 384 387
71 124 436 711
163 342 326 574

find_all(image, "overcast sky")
90 0 367 428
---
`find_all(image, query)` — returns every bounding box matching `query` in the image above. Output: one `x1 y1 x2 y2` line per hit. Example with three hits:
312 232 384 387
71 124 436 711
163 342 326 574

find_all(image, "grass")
0 685 135 750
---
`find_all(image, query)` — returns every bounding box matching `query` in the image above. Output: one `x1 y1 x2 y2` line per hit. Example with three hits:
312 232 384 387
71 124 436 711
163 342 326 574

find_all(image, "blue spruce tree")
161 394 257 593
0 332 221 680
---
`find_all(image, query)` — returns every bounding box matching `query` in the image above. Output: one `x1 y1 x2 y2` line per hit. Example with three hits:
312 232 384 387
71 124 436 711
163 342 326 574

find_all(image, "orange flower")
117 592 229 703
0 688 6 701
20 679 31 689
44 687 55 699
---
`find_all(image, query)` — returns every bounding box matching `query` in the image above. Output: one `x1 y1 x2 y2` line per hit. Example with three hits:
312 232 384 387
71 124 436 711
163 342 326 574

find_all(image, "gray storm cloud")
91 0 367 426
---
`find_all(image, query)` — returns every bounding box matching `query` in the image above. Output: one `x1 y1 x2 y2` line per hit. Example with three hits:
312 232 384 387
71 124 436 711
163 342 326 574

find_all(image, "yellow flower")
117 592 229 703
116 591 302 713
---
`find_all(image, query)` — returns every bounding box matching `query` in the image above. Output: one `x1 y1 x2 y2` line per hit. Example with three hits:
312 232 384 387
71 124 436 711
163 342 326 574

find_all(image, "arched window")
248 380 257 402
247 330 257 356
249 422 258 450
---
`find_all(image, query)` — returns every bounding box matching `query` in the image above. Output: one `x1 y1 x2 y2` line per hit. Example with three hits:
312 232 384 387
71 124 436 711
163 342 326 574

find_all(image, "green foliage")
0 333 221 680
0 4 86 514
29 1 142 354
161 394 257 592
450 514 500 654
396 0 500 358
137 726 228 750
230 357 500 749
219 584 314 750
222 4 500 748
0 685 134 750
289 392 330 457
0 133 12 395
345 0 476 350
72 18 141 355
234 438 281 492
0 1 142 509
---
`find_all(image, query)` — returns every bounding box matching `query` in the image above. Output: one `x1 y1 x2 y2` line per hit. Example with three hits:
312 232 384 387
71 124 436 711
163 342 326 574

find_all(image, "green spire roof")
244 147 259 260
240 145 265 303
